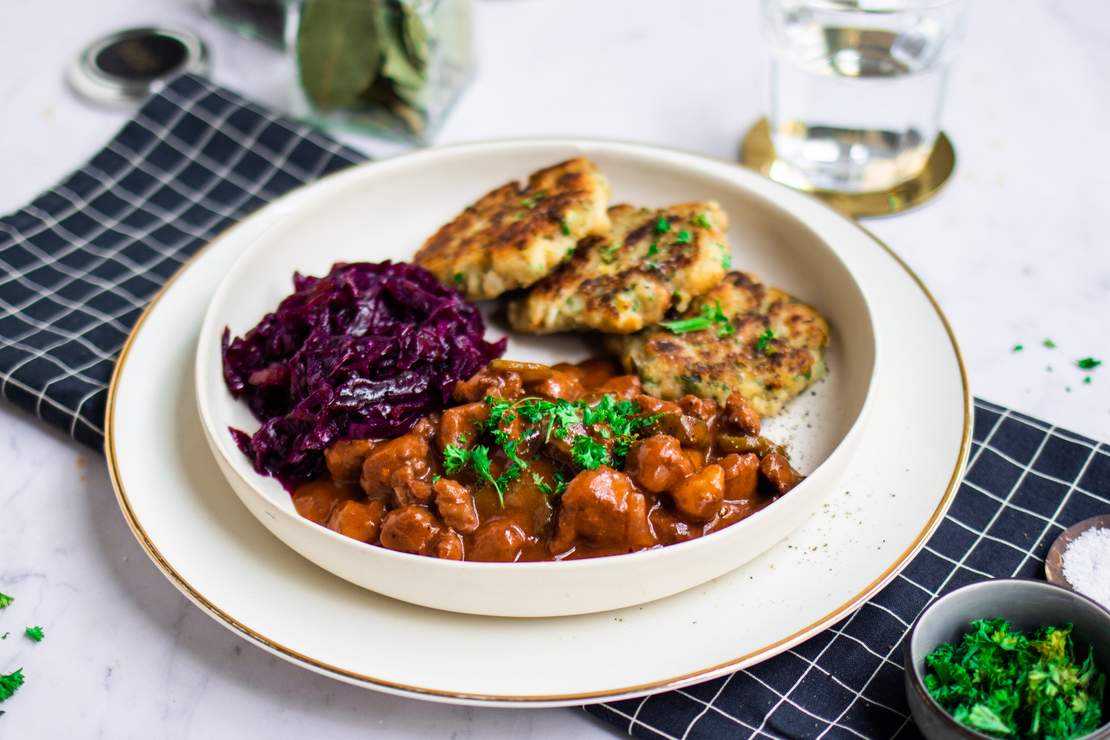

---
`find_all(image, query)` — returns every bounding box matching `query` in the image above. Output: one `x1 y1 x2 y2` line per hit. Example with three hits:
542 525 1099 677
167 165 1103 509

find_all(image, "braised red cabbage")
222 261 505 489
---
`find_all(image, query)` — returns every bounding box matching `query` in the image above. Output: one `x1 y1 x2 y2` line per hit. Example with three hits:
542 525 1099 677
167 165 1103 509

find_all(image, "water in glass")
765 0 965 193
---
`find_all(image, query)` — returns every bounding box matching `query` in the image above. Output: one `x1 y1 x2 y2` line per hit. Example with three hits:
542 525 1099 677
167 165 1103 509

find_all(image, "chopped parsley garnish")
693 212 713 229
1078 357 1102 370
755 328 776 354
600 244 620 263
1012 344 1024 352
559 219 571 236
440 394 659 504
0 592 12 609
646 242 659 257
1043 338 1057 349
452 272 464 285
468 445 501 502
660 301 733 338
564 246 576 261
532 472 553 496
0 668 24 703
571 436 611 470
674 229 692 245
521 191 545 208
654 216 670 234
722 254 732 269
24 626 43 643
924 619 1105 739
442 442 469 475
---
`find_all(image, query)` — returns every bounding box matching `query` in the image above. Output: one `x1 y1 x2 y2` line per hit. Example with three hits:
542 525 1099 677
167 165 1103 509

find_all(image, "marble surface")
1 0 1108 737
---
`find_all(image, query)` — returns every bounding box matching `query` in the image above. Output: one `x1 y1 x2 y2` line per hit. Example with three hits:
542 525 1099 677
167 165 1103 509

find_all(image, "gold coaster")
739 118 955 219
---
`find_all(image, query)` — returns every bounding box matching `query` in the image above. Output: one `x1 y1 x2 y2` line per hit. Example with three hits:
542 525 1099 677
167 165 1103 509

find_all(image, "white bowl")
194 140 876 617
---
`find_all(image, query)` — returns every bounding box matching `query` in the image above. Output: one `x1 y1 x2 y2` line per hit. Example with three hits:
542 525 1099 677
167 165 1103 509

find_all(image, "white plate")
193 142 877 617
106 140 970 706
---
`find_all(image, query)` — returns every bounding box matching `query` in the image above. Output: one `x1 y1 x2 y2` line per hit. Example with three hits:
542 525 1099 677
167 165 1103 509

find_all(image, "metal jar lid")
68 26 209 105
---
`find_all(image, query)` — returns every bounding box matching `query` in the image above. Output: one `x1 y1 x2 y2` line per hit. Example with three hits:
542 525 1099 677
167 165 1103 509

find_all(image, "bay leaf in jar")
297 0 381 109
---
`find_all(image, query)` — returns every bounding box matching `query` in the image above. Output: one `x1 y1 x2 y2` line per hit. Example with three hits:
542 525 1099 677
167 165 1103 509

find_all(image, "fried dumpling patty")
606 271 829 416
413 157 611 300
507 202 730 334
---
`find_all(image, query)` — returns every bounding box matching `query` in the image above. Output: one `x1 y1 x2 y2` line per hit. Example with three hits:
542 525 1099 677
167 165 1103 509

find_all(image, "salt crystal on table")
1062 527 1110 610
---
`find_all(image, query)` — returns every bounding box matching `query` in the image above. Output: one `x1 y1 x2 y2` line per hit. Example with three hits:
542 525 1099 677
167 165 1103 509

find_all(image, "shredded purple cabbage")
222 261 505 489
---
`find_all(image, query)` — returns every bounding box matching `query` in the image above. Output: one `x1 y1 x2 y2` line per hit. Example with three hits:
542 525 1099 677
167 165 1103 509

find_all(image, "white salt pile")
1062 526 1110 610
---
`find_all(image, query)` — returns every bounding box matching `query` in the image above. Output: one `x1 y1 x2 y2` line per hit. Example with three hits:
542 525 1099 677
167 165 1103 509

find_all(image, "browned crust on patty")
606 271 830 416
413 157 611 299
507 202 729 334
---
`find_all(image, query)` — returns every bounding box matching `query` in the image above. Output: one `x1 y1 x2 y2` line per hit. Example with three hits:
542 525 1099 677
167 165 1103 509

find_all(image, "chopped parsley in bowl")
925 619 1104 738
906 579 1110 740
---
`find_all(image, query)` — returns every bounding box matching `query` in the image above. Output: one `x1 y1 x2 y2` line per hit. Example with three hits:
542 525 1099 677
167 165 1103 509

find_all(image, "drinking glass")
762 0 969 193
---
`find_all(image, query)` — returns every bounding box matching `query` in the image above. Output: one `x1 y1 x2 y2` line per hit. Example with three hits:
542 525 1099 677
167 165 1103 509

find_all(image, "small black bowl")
904 579 1110 740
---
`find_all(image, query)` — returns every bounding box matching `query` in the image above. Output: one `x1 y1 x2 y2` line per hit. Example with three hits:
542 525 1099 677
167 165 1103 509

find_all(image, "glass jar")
286 0 474 143
199 0 286 46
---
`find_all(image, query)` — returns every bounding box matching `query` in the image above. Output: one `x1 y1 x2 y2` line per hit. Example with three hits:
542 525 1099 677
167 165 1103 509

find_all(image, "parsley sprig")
0 593 12 609
0 668 24 703
661 301 734 338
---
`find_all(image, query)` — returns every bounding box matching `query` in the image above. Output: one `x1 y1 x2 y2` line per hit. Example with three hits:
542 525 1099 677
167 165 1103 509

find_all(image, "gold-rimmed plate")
105 139 970 706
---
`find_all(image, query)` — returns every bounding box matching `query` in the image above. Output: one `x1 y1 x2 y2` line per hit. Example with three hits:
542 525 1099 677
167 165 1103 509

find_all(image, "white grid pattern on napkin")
586 398 1110 739
0 74 361 446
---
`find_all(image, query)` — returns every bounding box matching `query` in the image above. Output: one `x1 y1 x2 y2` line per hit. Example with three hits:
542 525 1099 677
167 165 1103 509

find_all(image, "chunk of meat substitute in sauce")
453 367 524 402
761 453 804 495
360 432 435 505
671 464 725 521
469 519 527 562
719 452 760 501
324 439 376 484
724 391 761 436
326 499 385 542
379 505 441 555
626 435 694 493
550 467 654 554
436 530 465 560
434 478 480 534
594 374 641 400
438 402 488 452
292 480 350 524
529 369 585 401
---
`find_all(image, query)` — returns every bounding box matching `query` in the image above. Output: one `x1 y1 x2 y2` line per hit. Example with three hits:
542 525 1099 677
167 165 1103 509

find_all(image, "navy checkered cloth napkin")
1 73 1107 739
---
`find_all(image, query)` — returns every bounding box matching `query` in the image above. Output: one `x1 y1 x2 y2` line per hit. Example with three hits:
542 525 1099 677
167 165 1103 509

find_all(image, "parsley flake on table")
1077 357 1102 370
24 626 43 643
1012 343 1024 352
1043 338 1057 349
0 592 12 609
0 669 24 703
924 619 1106 739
